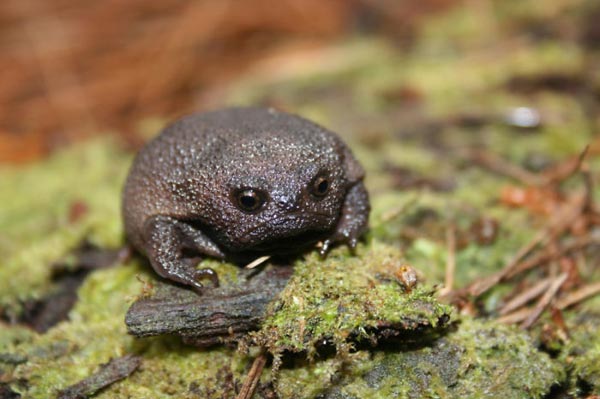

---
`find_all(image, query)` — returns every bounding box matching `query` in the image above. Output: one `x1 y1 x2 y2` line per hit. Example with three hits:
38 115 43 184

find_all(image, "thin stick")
245 255 271 269
467 228 547 296
506 236 596 279
468 150 545 186
440 224 456 296
556 282 600 310
580 161 595 214
542 145 589 185
236 351 267 399
499 277 553 315
378 195 419 224
467 194 585 297
520 273 568 329
497 307 532 325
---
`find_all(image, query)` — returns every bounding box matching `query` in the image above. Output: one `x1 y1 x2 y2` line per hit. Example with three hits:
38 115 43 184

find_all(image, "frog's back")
122 107 341 249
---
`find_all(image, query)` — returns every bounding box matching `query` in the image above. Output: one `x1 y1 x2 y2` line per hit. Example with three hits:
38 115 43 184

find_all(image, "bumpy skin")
122 107 369 292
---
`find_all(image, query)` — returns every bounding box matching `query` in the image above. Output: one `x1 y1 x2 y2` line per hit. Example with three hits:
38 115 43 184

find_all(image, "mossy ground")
248 242 451 357
2 0 600 397
275 318 563 399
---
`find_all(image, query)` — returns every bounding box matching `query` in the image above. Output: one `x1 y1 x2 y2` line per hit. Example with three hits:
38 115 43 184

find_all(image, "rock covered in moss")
248 241 452 356
276 318 563 399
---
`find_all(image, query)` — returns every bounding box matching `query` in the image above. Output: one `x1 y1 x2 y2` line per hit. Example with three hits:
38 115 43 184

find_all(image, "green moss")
448 319 564 398
6 264 135 397
0 258 254 399
558 313 600 395
275 351 376 399
251 241 451 355
275 318 562 399
0 140 129 312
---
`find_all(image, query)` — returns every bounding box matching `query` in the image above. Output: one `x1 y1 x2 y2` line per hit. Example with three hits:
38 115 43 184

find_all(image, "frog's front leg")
320 182 370 256
142 215 225 292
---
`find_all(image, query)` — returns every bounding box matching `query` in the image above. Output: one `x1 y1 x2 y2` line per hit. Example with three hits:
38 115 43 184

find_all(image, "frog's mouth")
248 229 328 253
234 212 336 253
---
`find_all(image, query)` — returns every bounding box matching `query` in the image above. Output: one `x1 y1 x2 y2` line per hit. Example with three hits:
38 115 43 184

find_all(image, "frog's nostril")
277 195 299 211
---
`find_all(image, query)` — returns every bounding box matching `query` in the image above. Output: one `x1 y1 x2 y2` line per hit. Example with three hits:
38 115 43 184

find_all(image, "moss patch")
559 313 600 395
250 241 451 355
0 140 129 314
275 318 563 399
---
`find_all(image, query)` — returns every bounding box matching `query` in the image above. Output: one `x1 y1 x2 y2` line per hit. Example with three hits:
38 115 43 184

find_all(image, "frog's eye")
310 175 330 198
233 189 267 212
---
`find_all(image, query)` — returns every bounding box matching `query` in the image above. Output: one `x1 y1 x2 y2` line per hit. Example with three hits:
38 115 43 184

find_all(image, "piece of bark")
56 354 141 399
125 266 293 346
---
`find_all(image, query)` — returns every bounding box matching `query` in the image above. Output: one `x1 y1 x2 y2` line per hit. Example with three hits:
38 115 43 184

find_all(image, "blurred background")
1 0 598 163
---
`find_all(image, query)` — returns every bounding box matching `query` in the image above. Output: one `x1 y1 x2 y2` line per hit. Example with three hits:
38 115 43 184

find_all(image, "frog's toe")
193 267 220 288
347 237 358 252
319 239 332 258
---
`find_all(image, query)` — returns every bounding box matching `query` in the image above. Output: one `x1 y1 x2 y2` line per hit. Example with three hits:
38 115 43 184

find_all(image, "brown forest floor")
0 0 455 163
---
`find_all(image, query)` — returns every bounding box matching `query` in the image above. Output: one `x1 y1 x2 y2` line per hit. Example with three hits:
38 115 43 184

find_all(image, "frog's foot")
319 233 359 258
143 215 222 294
153 260 220 294
319 182 369 258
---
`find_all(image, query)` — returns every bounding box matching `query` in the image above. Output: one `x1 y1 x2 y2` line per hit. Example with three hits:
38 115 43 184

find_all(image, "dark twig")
542 145 590 185
236 350 268 399
125 267 293 346
549 307 570 340
580 160 595 214
57 354 141 399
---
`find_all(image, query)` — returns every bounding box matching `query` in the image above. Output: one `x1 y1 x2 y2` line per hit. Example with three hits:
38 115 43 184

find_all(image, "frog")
122 107 369 293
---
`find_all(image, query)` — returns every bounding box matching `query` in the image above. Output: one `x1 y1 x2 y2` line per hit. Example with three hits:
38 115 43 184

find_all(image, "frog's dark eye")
310 175 330 198
234 189 266 212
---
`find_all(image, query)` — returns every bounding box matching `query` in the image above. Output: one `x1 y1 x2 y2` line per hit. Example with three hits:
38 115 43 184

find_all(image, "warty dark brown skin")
122 107 370 292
